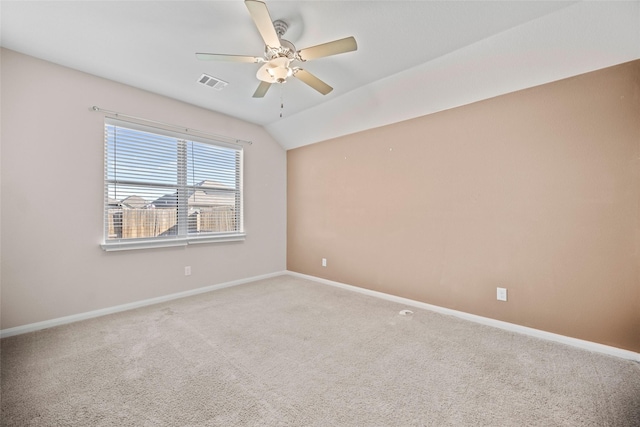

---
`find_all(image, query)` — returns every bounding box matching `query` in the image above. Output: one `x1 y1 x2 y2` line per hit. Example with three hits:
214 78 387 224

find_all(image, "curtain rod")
90 106 252 145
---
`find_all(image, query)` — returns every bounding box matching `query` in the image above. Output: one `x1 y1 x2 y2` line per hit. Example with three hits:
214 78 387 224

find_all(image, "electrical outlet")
497 287 507 301
185 266 191 276
322 258 327 267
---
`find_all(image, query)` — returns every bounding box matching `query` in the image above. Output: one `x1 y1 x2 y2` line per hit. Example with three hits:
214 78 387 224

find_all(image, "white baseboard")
287 271 640 362
5 269 638 363
0 271 287 339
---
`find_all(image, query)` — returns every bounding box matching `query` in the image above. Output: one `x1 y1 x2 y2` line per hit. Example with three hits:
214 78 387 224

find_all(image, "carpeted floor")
2 274 639 426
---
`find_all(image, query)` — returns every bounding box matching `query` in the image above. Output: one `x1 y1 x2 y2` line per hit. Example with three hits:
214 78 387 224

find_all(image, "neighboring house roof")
120 195 148 209
188 189 234 207
197 180 232 190
153 181 235 208
153 193 178 208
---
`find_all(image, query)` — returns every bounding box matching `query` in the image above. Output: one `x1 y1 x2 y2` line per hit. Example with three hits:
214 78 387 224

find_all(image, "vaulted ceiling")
2 1 639 149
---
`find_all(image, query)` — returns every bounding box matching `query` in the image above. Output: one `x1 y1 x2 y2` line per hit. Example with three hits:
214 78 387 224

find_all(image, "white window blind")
103 118 244 251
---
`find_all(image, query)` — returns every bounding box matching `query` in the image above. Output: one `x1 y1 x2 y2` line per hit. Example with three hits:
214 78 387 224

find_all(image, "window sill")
101 233 246 252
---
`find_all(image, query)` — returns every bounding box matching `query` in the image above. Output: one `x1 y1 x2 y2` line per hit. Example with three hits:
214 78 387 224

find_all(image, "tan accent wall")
288 60 640 352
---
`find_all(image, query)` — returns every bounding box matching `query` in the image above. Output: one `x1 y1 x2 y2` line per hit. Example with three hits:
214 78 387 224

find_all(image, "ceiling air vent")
198 74 228 91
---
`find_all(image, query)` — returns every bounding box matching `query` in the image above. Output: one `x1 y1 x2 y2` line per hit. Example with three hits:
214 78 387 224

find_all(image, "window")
102 118 244 251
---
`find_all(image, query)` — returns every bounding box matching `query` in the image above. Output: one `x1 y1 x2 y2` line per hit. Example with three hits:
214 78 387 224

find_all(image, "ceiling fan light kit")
257 56 294 84
196 0 357 98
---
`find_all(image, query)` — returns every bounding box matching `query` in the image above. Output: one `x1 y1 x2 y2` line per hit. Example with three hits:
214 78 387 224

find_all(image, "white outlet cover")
497 287 507 301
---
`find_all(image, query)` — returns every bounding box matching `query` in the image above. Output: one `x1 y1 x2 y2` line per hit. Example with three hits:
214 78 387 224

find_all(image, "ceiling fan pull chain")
280 84 285 118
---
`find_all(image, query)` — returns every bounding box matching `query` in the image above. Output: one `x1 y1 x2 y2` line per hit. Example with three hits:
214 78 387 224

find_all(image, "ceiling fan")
196 0 358 98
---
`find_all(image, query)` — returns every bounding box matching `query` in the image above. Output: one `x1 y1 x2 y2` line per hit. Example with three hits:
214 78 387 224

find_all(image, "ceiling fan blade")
298 36 357 61
253 81 272 98
245 0 281 49
196 53 262 63
294 69 333 95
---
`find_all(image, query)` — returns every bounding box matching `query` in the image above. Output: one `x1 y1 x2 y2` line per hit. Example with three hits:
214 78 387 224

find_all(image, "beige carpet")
2 274 639 426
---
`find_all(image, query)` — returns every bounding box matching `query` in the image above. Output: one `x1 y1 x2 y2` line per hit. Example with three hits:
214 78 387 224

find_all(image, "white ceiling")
2 1 639 149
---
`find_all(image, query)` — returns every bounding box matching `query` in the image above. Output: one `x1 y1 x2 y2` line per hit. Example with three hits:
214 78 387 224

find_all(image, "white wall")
0 48 287 329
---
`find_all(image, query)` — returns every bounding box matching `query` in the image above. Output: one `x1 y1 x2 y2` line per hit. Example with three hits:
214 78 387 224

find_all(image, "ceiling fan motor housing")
258 20 298 84
265 38 297 61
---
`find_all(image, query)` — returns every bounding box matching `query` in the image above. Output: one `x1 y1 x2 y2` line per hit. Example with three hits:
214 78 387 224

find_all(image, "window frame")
101 117 245 252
